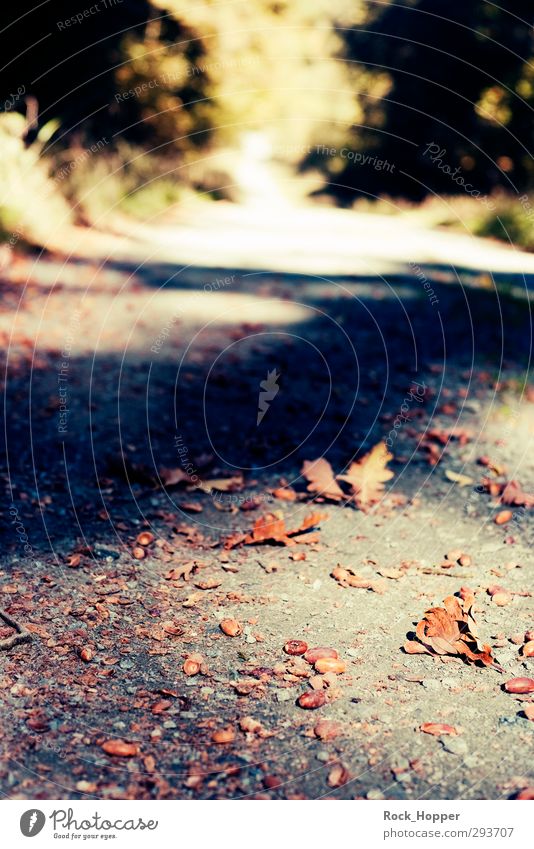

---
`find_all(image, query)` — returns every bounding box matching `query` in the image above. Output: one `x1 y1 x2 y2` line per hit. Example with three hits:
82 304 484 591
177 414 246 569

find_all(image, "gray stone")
443 737 468 756
275 689 291 702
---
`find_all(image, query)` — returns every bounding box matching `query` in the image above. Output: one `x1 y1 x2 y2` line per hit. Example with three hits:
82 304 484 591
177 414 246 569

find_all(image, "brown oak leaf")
223 511 328 549
405 593 501 670
337 442 394 509
301 458 344 502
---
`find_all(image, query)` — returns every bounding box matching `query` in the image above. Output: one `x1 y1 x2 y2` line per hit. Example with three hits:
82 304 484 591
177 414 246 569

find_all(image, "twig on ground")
0 608 32 651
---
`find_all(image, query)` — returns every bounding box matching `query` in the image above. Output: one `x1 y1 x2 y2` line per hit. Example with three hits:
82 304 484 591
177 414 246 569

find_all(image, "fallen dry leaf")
101 740 138 757
239 716 272 738
301 457 344 502
272 486 297 501
314 719 342 741
151 699 172 714
405 593 501 670
420 723 458 736
516 788 534 800
445 470 474 487
201 476 243 492
500 480 534 508
327 763 351 787
223 511 328 549
159 467 191 487
336 442 394 509
331 565 386 594
211 726 236 744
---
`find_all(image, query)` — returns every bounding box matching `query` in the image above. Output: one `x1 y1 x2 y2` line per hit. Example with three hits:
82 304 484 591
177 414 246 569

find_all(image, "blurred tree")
0 1 212 154
326 0 534 200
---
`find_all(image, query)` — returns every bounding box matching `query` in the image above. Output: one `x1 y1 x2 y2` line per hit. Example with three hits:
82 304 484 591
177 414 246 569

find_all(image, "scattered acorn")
136 531 155 546
503 677 534 694
304 647 338 664
284 640 308 656
220 618 242 637
314 657 346 674
183 655 202 676
297 690 326 709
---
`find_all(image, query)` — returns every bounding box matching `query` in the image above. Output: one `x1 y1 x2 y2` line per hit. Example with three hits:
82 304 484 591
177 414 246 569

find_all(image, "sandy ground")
0 203 533 800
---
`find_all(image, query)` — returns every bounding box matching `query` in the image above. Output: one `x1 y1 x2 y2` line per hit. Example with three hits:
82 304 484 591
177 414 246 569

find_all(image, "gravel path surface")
1 211 533 800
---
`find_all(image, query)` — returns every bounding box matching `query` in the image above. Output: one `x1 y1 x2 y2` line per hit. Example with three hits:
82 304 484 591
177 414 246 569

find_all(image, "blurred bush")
322 0 534 201
0 113 72 248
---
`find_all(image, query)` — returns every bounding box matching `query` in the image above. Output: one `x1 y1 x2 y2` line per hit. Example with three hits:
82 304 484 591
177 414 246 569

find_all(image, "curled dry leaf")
79 647 93 662
202 476 244 492
211 726 236 744
499 480 534 508
331 565 386 594
516 788 534 800
301 457 344 502
420 723 458 736
327 763 351 788
336 442 394 510
151 699 172 714
159 467 191 487
66 553 81 568
405 593 501 670
223 511 328 549
239 716 272 738
272 486 297 501
445 470 474 487
314 719 342 741
194 577 222 590
101 740 138 757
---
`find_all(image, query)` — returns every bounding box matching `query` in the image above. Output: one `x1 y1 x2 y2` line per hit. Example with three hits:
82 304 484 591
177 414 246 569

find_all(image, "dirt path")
0 205 533 800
